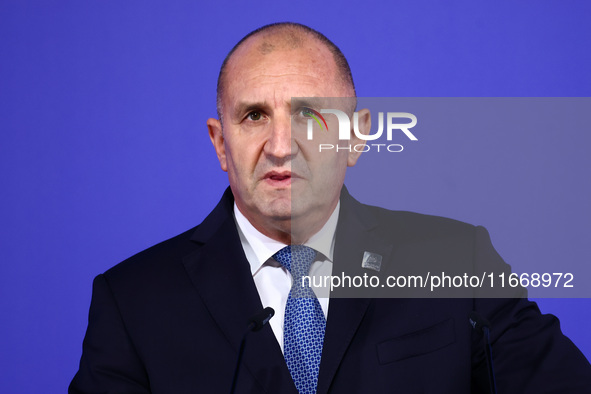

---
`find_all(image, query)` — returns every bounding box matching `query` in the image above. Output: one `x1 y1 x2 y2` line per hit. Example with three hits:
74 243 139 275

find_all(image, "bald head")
216 22 356 120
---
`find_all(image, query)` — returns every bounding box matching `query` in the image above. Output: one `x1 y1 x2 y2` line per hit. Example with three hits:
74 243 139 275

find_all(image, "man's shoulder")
350 196 478 242
102 225 201 285
102 189 235 283
367 203 473 227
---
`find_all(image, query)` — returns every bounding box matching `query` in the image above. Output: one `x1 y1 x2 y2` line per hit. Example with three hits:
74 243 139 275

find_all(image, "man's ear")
347 108 371 167
207 118 227 172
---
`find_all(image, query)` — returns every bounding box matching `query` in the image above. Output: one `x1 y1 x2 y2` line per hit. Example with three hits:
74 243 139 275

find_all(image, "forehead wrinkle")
240 72 338 96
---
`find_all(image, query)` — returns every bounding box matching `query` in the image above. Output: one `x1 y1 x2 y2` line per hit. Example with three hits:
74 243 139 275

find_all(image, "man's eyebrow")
291 98 328 111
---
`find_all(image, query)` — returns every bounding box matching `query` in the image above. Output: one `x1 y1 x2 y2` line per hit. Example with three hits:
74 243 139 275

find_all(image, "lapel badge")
361 251 382 272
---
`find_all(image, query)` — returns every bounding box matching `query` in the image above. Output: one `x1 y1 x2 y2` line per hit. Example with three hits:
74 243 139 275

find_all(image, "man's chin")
251 189 321 223
257 199 292 221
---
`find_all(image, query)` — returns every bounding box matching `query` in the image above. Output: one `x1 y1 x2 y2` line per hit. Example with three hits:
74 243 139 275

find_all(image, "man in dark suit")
70 22 591 393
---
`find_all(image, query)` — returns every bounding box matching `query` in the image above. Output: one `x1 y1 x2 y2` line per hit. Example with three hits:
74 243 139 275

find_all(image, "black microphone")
248 307 275 332
469 311 498 394
230 307 275 394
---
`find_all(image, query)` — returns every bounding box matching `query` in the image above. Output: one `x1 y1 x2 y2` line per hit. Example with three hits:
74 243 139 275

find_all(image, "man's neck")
234 202 340 246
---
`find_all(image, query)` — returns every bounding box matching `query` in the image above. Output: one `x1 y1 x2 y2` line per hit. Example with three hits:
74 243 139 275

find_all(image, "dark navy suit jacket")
70 187 591 393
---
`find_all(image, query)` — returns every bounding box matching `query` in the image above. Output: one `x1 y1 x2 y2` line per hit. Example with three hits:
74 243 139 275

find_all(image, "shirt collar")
233 201 340 276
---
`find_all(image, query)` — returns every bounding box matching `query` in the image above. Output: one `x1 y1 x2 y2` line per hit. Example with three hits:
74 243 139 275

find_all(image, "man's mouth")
264 171 293 185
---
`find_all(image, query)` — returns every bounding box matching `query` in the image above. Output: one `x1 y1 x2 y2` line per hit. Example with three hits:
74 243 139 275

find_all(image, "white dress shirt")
233 202 339 353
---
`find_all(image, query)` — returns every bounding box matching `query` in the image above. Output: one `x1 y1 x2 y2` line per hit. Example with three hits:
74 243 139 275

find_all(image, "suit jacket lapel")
182 188 297 393
317 187 394 394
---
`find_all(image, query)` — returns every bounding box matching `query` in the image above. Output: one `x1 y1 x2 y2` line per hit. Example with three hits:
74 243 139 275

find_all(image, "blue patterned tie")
273 245 325 394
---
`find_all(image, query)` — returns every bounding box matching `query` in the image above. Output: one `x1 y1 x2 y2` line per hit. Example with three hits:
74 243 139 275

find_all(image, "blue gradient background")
1 1 590 392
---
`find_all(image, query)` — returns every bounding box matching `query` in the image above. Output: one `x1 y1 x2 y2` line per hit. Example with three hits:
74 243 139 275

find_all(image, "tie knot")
273 245 317 278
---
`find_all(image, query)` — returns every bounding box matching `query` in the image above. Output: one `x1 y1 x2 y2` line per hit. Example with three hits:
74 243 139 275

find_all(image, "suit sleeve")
472 226 591 393
69 274 151 394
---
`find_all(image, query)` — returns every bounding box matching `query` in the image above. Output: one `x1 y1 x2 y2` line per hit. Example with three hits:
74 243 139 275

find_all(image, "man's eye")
301 108 314 117
248 111 262 121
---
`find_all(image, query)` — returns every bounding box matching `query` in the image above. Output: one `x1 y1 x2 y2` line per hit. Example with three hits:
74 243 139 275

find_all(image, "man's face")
208 36 365 241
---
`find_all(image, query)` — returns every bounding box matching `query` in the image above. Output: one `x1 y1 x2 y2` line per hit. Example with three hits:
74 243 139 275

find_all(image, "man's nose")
264 115 296 159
